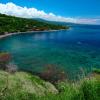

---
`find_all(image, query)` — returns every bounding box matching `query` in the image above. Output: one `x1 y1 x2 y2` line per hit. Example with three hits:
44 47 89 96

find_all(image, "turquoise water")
0 24 100 80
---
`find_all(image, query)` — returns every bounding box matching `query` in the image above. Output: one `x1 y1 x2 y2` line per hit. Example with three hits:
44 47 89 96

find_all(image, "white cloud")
77 18 100 25
0 2 99 24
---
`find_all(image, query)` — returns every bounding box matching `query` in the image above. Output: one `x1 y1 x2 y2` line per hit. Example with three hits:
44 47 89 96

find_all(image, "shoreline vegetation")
0 69 99 100
0 29 68 39
0 13 69 37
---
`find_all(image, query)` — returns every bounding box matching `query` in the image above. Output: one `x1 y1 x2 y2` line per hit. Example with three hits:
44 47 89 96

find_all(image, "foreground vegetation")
0 53 100 100
0 14 68 35
0 70 99 100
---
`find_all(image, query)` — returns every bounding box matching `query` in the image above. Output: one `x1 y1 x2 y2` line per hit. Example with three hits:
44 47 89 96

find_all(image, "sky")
0 0 100 24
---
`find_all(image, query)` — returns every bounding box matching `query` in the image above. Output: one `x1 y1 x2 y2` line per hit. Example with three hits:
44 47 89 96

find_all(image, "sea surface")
0 24 100 80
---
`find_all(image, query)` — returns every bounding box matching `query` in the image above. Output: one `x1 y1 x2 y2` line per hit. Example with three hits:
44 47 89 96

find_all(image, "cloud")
77 18 100 25
0 2 99 24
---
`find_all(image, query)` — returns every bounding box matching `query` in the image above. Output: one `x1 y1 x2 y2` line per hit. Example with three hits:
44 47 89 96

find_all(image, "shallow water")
0 24 100 80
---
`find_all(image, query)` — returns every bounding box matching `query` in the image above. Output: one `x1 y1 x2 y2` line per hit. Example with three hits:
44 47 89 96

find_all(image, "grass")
0 70 100 100
92 68 100 74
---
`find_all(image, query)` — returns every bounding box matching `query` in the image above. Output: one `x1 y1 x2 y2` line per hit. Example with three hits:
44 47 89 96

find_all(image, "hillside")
0 70 99 100
0 70 58 99
0 14 69 35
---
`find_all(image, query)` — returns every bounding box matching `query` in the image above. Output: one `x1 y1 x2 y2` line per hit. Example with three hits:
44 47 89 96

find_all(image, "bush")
0 52 17 73
0 53 11 70
40 64 67 83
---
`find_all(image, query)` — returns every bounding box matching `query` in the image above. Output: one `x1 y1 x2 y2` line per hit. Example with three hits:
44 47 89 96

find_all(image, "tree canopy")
0 14 69 35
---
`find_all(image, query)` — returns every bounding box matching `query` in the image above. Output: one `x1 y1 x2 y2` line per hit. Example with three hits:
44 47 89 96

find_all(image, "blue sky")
0 0 100 24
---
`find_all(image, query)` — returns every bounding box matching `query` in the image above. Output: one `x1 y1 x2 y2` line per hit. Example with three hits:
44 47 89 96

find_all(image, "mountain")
32 18 75 26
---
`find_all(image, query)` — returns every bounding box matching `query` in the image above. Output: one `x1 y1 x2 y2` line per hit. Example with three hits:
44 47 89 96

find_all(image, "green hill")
0 14 69 35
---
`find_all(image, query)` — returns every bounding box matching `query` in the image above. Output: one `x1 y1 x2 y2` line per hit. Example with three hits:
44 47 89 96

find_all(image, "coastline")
0 29 68 39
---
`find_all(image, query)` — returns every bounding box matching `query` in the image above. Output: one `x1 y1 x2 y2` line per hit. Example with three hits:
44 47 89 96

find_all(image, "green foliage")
0 70 99 100
93 68 100 74
77 78 100 100
0 14 68 35
0 71 58 100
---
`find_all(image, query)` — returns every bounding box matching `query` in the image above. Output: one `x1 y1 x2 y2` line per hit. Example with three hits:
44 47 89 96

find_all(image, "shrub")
0 52 17 73
0 53 11 70
40 64 67 83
